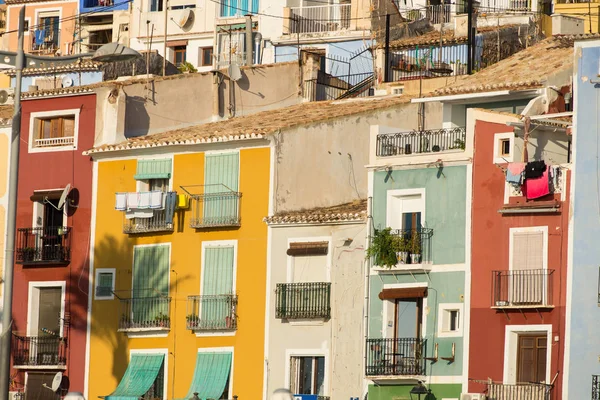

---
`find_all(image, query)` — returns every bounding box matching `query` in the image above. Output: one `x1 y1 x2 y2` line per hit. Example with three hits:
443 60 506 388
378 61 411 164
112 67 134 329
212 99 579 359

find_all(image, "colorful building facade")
86 136 270 400
10 91 96 398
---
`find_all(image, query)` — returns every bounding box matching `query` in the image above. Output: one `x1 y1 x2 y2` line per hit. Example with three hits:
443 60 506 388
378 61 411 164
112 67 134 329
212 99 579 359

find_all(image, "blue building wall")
12 71 103 91
80 0 128 13
566 41 600 399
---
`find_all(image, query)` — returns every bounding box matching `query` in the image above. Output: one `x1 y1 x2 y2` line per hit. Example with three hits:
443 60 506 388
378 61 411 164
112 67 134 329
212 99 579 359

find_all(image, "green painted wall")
372 166 466 265
368 383 462 400
368 271 465 376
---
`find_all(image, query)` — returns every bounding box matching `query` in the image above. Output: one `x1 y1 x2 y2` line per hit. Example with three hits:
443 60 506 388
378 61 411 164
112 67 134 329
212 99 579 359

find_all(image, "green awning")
105 354 165 400
134 159 172 180
183 352 232 400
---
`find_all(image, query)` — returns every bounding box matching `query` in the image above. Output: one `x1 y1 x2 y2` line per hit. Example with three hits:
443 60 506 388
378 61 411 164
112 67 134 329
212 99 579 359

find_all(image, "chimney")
245 15 253 67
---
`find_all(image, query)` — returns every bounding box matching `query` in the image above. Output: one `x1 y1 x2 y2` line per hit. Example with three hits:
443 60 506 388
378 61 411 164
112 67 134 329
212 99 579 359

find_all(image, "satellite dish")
51 372 63 392
228 62 242 82
179 9 195 31
62 76 74 87
92 43 142 63
58 184 71 209
0 90 9 104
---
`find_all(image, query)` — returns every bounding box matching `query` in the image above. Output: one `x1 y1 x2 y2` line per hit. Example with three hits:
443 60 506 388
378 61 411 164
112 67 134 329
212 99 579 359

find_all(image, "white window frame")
95 268 116 300
197 240 238 337
493 132 514 164
437 303 464 338
502 324 552 385
27 280 66 337
196 347 234 399
134 155 174 192
381 282 428 340
129 348 169 400
385 188 426 230
508 226 549 272
28 109 80 153
284 349 329 397
285 236 332 283
24 17 31 34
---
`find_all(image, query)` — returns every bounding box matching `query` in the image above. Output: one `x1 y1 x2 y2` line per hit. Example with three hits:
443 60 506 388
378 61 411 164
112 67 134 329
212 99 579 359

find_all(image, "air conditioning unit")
9 392 24 400
461 394 486 400
0 88 15 105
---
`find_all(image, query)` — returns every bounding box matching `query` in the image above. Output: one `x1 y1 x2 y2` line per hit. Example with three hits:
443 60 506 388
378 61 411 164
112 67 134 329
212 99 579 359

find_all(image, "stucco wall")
266 223 366 400
274 101 443 213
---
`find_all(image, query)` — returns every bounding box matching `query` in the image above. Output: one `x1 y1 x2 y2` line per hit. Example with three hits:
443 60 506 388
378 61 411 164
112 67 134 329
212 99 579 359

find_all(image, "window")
517 334 547 383
220 0 258 17
26 373 59 400
173 46 186 66
131 245 170 327
95 268 115 299
28 282 65 337
500 139 511 156
200 47 213 66
150 0 163 12
24 19 30 32
438 303 463 337
171 4 195 8
34 115 75 148
493 132 514 163
35 15 59 49
216 32 246 67
290 356 325 396
509 227 548 306
199 242 236 330
204 152 240 222
386 189 425 232
143 360 165 400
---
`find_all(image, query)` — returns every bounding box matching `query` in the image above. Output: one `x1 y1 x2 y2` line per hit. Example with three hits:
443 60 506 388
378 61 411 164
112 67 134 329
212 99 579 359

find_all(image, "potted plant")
394 234 409 264
154 313 170 327
366 227 399 268
186 314 198 328
410 230 422 264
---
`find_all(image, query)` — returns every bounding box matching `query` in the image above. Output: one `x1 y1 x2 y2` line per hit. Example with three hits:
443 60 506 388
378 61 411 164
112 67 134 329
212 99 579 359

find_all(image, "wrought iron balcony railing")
276 282 331 319
492 269 554 308
12 335 67 367
123 209 174 234
487 382 552 400
365 337 426 376
376 127 466 157
593 375 600 400
186 294 238 331
118 293 171 331
16 227 71 265
392 228 433 265
189 184 241 228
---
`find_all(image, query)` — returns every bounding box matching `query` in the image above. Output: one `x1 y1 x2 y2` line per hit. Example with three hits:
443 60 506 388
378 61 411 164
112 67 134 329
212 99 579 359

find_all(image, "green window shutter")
184 352 232 400
132 245 170 322
204 153 240 224
134 159 172 180
97 272 114 297
105 354 165 400
201 246 234 325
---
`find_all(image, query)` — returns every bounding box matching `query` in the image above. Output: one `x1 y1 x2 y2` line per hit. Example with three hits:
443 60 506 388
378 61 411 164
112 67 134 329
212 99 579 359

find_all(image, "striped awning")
105 354 164 400
134 159 172 180
183 352 232 400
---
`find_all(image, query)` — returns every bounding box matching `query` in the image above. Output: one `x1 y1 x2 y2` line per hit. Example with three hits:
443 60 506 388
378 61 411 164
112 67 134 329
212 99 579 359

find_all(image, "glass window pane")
42 119 51 139
315 357 325 395
299 357 312 394
63 117 75 137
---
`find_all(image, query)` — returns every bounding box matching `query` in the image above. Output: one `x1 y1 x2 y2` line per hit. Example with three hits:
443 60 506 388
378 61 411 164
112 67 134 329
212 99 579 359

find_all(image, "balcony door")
394 298 423 373
509 227 548 306
200 244 235 329
517 334 547 384
27 284 64 366
386 189 425 231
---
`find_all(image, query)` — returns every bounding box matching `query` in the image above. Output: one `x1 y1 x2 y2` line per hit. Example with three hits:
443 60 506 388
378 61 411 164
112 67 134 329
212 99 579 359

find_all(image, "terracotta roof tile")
21 86 94 99
264 199 368 225
428 35 579 97
84 95 413 155
4 61 100 76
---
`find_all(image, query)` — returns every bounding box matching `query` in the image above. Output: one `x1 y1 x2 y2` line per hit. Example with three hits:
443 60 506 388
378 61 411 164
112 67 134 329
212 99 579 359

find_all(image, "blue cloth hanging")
35 29 46 45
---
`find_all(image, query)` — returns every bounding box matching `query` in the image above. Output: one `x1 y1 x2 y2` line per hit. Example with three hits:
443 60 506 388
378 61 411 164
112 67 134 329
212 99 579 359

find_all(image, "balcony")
189 185 241 228
28 30 60 55
284 4 351 34
123 209 174 234
118 293 172 332
186 294 238 331
16 227 71 265
392 228 433 266
12 335 67 368
376 127 466 157
365 338 426 377
275 282 331 319
492 269 554 309
487 382 552 400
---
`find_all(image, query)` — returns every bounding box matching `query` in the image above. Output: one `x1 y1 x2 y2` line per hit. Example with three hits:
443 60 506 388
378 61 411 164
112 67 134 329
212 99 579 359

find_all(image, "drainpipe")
245 15 253 67
362 196 373 398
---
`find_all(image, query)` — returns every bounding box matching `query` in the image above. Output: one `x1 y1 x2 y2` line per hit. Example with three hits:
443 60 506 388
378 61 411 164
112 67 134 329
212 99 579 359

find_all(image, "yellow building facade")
87 141 270 400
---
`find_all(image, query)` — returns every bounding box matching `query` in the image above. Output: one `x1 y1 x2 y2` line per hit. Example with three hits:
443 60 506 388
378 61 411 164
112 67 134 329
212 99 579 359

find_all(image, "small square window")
500 139 511 156
438 304 463 337
95 268 115 299
200 47 213 67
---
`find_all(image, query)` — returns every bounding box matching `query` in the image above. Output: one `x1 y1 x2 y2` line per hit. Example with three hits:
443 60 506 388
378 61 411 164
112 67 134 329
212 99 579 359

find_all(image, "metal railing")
12 335 67 367
492 269 554 308
593 375 600 400
82 0 113 7
118 294 172 331
304 72 374 101
186 294 238 331
476 0 532 11
399 5 453 23
276 282 331 319
389 44 468 82
392 228 433 265
487 382 552 400
190 185 241 228
29 29 60 54
376 127 466 157
123 209 174 234
365 338 426 376
289 4 351 34
16 227 71 265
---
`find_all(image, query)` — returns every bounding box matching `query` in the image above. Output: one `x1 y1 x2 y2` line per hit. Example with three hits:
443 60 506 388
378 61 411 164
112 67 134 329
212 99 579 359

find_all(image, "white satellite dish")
178 8 195 31
51 371 63 392
228 62 242 82
57 184 71 209
62 76 74 87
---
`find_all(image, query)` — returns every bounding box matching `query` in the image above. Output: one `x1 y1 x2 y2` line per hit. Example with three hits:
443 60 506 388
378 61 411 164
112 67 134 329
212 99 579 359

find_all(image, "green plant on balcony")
395 234 410 264
410 230 422 264
178 61 197 73
366 227 399 268
21 247 36 262
154 313 170 327
450 138 466 150
186 314 199 328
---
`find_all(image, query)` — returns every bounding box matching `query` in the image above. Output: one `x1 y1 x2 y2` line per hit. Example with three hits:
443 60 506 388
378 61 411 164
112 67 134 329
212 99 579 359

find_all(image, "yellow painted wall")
554 3 600 33
88 146 271 400
0 74 10 89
